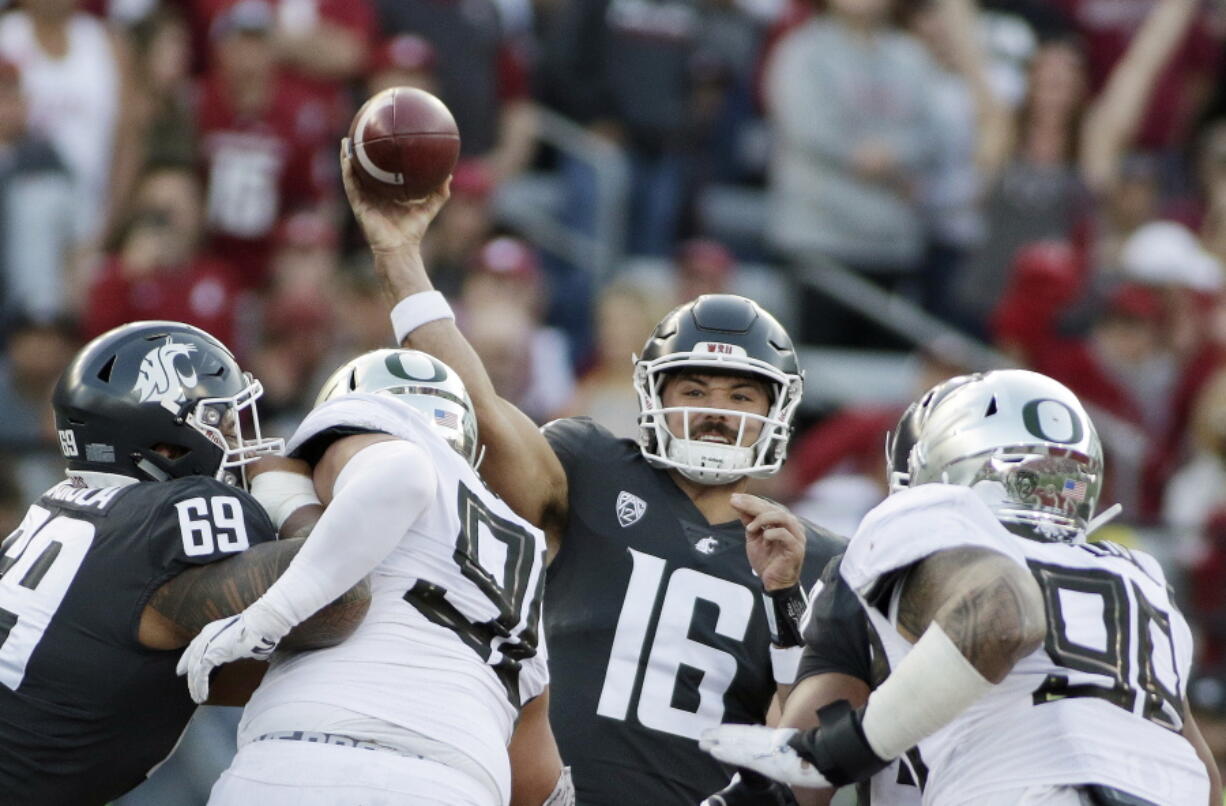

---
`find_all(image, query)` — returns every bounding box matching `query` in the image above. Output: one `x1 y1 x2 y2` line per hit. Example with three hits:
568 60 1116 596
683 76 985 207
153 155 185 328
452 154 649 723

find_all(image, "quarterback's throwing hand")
699 726 832 789
176 614 279 703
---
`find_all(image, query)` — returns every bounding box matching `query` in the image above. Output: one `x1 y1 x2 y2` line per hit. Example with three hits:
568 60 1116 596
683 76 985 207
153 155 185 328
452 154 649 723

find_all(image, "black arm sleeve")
796 555 873 684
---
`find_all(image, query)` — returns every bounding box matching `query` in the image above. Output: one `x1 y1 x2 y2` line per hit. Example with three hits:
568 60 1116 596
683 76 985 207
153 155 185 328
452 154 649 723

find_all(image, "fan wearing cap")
458 237 575 424
339 149 845 805
374 1 537 182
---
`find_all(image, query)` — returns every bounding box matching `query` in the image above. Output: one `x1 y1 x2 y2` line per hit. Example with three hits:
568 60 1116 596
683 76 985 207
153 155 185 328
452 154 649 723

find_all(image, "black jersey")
0 475 276 806
798 555 926 804
542 418 844 805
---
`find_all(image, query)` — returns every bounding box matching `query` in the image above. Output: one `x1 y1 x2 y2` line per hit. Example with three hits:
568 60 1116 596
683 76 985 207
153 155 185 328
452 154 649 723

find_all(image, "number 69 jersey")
245 393 550 806
0 474 278 805
842 484 1209 806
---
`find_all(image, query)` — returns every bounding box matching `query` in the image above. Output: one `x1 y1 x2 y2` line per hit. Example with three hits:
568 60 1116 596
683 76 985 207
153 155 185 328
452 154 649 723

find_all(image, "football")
347 86 460 202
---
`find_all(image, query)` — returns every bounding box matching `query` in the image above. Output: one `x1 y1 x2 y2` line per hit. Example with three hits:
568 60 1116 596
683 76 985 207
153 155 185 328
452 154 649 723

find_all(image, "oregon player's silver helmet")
315 349 479 466
908 369 1103 544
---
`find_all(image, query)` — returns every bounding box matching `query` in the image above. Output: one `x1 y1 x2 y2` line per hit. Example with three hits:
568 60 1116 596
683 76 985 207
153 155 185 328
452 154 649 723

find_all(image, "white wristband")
859 624 993 761
390 290 454 344
250 471 321 530
769 644 803 685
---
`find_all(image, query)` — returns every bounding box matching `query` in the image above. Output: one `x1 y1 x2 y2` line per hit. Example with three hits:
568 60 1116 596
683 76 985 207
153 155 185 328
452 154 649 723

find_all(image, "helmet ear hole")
151 442 190 460
985 397 998 416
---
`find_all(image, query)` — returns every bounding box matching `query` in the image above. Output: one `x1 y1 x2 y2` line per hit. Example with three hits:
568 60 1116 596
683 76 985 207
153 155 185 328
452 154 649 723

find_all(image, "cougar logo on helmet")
134 339 199 412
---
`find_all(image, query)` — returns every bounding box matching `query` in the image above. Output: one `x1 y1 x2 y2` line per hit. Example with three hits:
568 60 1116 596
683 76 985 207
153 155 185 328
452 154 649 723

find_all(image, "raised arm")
1080 0 1201 193
937 0 1013 182
338 142 568 546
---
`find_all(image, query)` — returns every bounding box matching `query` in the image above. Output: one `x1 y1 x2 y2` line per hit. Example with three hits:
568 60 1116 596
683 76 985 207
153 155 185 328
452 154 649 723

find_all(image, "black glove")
701 769 800 806
787 700 890 788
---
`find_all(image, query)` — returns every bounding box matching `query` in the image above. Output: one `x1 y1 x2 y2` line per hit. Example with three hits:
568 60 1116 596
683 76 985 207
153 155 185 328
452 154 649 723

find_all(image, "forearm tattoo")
148 539 370 646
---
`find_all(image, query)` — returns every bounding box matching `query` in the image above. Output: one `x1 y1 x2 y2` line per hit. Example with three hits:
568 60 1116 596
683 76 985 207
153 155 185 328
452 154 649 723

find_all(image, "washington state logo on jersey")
616 491 647 527
134 339 199 413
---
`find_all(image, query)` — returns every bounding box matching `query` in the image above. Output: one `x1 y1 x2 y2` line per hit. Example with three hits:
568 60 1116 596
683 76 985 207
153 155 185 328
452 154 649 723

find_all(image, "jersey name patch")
42 481 124 511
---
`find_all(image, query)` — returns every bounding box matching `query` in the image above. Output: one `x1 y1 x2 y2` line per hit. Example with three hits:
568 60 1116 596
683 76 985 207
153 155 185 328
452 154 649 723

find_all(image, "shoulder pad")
841 484 1026 597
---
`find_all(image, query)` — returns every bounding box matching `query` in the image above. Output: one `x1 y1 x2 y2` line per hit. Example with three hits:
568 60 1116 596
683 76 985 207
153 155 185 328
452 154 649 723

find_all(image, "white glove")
698 726 832 789
175 613 279 703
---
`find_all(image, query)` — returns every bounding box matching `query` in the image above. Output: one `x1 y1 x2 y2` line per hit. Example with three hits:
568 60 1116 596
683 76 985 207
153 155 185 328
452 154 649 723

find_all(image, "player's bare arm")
508 689 571 806
896 546 1046 682
1181 703 1224 805
338 141 568 547
701 546 1045 789
139 538 371 651
178 429 441 702
777 673 871 806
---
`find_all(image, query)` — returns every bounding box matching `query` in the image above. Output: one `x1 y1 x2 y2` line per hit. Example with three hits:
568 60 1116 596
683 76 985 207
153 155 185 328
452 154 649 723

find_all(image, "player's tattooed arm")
139 538 371 651
895 546 1045 683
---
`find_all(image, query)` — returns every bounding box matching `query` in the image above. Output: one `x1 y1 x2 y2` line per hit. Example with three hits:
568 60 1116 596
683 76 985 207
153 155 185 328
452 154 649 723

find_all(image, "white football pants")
206 739 500 806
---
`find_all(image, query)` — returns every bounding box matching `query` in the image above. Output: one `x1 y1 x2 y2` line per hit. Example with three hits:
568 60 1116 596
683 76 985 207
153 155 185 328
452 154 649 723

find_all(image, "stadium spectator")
1165 367 1226 569
375 0 537 183
130 6 196 166
0 0 139 244
0 315 79 499
1078 0 1203 272
904 0 1009 325
420 159 497 299
246 209 338 432
954 35 1091 336
541 0 701 256
1054 0 1219 152
561 280 664 439
189 0 374 136
0 57 75 326
763 0 939 344
675 238 735 302
459 236 575 423
196 0 331 289
366 32 439 98
83 163 248 350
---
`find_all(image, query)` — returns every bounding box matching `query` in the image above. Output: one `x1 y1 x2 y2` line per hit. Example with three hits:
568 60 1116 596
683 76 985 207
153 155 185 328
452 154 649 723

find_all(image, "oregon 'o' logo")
1021 399 1083 444
385 352 446 382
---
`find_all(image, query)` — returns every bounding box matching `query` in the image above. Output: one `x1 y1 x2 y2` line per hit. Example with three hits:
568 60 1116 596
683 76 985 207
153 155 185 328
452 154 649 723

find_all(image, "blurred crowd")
7 0 1226 763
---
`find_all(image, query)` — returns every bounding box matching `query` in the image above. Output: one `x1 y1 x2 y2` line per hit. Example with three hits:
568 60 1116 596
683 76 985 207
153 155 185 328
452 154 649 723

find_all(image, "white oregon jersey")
842 484 1208 806
240 394 549 804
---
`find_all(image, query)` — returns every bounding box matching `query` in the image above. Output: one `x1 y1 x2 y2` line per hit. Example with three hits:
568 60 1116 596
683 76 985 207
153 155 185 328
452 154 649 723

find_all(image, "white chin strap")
666 437 754 485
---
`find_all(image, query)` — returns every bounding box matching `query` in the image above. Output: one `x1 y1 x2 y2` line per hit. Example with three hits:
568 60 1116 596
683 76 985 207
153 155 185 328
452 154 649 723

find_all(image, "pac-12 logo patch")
616 491 646 527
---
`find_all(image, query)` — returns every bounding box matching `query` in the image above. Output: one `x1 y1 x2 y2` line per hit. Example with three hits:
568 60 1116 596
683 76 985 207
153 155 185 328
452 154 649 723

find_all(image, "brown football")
347 87 460 201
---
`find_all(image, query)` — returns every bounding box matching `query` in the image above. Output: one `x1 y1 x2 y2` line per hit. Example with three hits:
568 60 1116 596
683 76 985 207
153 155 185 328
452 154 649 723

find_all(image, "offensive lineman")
703 370 1221 805
179 349 570 806
0 321 367 805
338 144 844 803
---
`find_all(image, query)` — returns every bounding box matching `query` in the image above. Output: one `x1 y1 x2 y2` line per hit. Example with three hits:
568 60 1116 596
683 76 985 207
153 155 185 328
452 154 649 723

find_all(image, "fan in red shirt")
85 162 247 351
189 0 375 132
196 0 332 290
